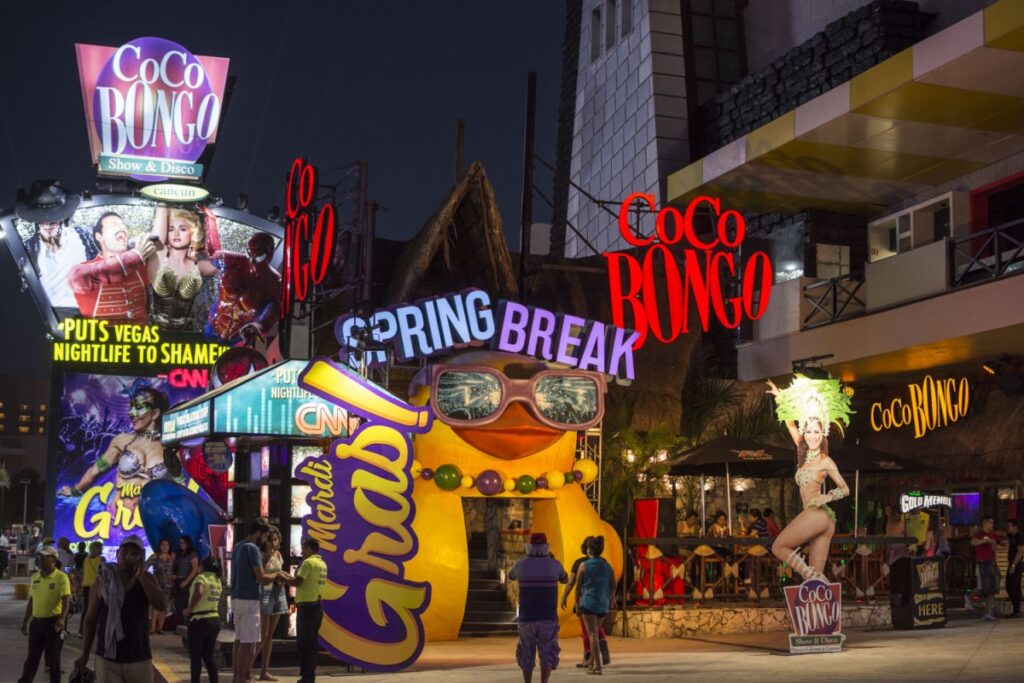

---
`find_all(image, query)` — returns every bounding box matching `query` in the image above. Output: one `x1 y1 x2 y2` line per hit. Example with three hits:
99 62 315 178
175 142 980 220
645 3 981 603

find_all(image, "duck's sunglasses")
425 365 606 430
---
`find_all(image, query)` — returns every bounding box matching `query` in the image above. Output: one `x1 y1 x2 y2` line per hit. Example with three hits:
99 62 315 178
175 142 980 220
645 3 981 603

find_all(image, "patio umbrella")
830 441 937 538
667 436 793 532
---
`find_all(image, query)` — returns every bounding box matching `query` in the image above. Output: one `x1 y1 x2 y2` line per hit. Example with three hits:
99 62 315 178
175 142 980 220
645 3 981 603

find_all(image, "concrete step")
469 559 490 571
463 610 517 623
459 621 520 635
468 578 502 590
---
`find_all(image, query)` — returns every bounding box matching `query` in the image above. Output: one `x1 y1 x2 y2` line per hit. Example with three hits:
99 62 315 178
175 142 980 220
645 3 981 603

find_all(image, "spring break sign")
295 358 432 672
75 36 230 181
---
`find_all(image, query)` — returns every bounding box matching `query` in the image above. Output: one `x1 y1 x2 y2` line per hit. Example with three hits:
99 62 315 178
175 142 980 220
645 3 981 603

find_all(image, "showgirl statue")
766 376 854 583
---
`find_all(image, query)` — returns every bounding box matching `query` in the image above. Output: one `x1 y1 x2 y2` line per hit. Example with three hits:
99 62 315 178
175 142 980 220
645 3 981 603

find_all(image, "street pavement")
2 576 1023 682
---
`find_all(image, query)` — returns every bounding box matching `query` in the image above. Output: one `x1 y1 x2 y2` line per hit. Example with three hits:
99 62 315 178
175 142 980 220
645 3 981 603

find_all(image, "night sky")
0 1 565 378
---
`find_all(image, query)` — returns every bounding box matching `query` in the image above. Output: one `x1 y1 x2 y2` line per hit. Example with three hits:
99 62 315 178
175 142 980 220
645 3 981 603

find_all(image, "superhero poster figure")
207 232 281 345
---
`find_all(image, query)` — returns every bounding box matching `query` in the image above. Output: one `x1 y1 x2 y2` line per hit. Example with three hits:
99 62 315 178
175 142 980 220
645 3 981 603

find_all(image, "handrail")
950 216 1024 287
801 272 866 329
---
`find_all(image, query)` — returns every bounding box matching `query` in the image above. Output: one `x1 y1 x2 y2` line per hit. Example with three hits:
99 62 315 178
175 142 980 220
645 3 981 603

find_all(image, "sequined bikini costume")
116 434 170 481
796 450 838 524
151 264 203 331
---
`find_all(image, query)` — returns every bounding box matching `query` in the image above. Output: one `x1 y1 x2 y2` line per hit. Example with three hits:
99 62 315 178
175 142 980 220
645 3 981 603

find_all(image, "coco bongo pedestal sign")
784 579 845 653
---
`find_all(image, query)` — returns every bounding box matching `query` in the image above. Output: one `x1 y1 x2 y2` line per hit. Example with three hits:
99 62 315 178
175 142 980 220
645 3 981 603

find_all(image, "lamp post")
20 479 30 525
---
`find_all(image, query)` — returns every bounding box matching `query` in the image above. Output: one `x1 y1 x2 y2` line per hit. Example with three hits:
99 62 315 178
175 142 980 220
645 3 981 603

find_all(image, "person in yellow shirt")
280 539 327 683
78 541 104 636
19 545 71 683
183 556 223 683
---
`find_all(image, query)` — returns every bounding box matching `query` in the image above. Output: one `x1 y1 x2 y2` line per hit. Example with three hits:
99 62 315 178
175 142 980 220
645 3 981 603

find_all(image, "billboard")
75 37 230 181
2 192 283 343
53 372 209 556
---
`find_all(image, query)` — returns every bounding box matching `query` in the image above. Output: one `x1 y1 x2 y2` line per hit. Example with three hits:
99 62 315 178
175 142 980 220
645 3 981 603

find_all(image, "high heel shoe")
785 549 826 582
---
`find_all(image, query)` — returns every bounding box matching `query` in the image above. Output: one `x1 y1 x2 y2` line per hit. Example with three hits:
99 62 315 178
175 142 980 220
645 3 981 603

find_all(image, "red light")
281 158 336 318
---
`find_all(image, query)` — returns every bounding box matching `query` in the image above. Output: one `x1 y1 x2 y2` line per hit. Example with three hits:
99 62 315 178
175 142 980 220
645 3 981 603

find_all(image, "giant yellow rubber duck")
403 350 623 640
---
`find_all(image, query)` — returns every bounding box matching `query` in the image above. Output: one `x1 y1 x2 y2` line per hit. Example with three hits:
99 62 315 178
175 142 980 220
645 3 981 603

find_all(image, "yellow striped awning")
667 0 1024 215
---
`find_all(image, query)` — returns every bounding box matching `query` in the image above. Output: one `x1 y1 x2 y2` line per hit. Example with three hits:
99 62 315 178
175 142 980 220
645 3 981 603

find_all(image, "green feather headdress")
773 374 854 437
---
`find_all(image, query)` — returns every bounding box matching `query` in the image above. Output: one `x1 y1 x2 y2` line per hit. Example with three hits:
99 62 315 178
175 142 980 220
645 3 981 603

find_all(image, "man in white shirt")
0 530 10 579
15 180 97 308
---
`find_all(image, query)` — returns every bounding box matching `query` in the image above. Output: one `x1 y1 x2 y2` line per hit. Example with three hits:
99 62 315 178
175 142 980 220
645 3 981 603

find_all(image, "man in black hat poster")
15 180 98 308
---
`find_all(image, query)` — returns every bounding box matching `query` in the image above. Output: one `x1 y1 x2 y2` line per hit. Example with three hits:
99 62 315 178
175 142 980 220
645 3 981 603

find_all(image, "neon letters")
605 193 773 349
282 158 336 317
870 375 970 438
333 289 639 380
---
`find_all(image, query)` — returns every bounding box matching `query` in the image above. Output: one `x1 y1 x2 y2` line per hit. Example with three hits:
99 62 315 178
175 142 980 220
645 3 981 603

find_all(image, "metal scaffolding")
575 424 603 514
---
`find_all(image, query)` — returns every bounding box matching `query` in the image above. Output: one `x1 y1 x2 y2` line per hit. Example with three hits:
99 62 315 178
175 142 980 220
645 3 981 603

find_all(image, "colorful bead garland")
411 459 599 495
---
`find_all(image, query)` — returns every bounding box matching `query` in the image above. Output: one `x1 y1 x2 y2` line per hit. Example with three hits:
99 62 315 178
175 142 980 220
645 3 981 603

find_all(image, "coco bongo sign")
76 37 230 181
605 193 773 349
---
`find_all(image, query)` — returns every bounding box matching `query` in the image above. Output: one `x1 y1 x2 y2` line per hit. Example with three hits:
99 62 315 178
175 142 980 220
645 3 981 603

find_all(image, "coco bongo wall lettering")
605 194 773 349
295 358 432 672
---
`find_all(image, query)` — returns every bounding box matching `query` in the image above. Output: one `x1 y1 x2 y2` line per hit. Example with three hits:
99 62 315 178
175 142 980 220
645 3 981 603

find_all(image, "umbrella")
667 436 794 533
830 441 937 538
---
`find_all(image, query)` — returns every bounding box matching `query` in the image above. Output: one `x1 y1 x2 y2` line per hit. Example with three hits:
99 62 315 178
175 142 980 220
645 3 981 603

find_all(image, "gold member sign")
53 319 226 367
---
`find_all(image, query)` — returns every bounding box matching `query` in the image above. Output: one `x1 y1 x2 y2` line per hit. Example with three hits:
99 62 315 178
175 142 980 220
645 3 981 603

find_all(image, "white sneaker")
965 594 975 610
981 613 997 621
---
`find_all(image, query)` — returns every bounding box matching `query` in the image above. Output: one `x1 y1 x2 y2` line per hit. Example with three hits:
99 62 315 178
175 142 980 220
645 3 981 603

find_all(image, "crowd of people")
6 519 328 683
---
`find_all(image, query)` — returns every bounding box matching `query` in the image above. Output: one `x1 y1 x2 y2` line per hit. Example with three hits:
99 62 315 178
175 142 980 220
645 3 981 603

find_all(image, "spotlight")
267 206 281 222
794 365 831 380
237 193 249 211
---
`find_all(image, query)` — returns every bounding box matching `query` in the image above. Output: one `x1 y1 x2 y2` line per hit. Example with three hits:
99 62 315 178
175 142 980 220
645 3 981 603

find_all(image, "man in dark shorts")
969 516 1001 621
1006 520 1023 618
510 533 568 683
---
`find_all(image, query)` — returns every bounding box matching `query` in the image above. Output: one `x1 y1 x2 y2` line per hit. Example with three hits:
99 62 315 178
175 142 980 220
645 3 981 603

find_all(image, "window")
621 0 632 37
605 0 617 52
591 8 602 62
683 0 747 107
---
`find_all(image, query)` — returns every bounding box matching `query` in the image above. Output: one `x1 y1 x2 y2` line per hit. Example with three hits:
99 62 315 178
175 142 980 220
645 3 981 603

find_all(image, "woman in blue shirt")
574 537 616 675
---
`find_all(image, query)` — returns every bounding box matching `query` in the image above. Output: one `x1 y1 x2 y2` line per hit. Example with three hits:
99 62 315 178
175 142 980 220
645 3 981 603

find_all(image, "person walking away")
183 556 223 683
18 545 71 683
560 537 609 669
254 526 288 681
174 536 201 621
509 533 568 683
79 541 104 636
145 539 176 634
280 539 327 683
575 537 616 676
969 516 1002 620
0 529 10 579
231 519 277 683
1005 521 1023 618
75 534 166 682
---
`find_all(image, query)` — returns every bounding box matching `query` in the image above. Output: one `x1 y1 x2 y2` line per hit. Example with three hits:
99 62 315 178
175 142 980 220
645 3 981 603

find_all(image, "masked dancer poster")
53 373 213 556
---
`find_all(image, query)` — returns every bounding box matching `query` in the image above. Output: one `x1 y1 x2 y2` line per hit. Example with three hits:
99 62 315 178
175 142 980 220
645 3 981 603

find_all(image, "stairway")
460 533 518 636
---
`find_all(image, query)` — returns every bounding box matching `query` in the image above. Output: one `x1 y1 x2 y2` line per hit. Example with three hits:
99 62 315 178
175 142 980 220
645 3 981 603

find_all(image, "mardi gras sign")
784 578 844 654
870 375 970 438
76 37 230 181
334 289 639 380
296 358 432 672
605 194 773 350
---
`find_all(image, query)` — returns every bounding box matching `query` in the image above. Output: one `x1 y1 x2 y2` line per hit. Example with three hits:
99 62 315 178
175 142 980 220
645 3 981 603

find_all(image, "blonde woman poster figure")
766 375 853 583
149 205 219 331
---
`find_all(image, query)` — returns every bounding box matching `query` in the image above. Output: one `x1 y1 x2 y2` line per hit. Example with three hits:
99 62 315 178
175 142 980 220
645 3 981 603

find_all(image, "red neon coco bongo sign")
281 158 336 317
605 193 773 349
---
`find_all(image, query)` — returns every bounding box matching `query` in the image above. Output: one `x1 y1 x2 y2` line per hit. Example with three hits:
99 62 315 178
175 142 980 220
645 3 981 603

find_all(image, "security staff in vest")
280 538 327 683
19 545 72 683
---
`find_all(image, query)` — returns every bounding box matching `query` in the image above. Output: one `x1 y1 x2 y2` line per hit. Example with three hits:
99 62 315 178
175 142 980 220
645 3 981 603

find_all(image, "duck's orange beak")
452 402 563 460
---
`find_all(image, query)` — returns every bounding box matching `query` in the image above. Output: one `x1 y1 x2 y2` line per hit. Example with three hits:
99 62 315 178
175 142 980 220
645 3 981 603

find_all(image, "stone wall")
608 603 891 637
690 0 932 158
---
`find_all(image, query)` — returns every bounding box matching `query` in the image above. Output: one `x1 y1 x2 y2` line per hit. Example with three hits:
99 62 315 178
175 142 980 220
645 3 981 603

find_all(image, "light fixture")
731 477 755 493
982 363 997 375
624 449 635 464
237 193 249 211
703 478 715 492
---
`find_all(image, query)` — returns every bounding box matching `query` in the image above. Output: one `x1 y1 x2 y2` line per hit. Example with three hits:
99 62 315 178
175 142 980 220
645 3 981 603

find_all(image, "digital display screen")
951 492 982 526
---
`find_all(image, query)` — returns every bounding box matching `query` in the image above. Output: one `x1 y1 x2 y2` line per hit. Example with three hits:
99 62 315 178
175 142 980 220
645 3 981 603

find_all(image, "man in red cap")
509 532 568 683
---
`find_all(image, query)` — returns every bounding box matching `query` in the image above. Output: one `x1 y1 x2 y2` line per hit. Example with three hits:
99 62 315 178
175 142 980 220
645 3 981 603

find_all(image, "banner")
4 198 282 344
784 579 845 654
53 372 207 557
295 358 433 672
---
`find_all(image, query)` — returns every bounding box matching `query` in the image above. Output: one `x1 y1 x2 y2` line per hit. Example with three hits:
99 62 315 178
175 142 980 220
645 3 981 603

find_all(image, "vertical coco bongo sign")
294 358 433 671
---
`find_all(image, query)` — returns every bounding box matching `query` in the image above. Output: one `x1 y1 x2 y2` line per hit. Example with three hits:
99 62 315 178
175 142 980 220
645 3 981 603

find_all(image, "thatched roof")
384 161 517 305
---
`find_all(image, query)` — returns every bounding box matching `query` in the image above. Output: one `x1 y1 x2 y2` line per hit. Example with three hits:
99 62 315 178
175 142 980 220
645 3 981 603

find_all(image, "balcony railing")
950 217 1024 288
801 272 866 329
